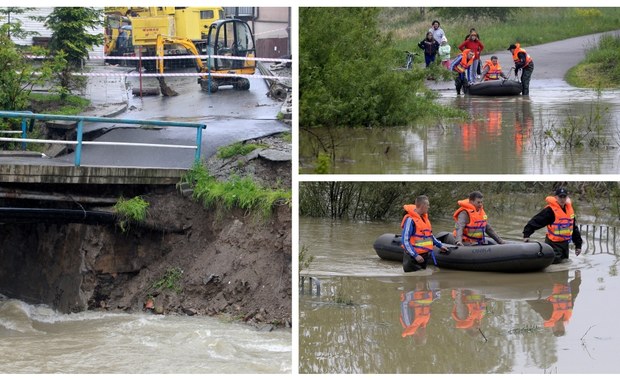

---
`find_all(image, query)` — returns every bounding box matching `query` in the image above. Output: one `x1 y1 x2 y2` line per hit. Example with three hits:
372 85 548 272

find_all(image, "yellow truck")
104 6 225 70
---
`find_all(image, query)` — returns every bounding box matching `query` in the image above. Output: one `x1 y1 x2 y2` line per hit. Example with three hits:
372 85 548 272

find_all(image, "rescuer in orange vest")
453 191 506 246
400 280 440 343
522 188 583 264
401 195 449 272
480 56 507 81
451 289 486 334
450 49 475 95
508 43 534 95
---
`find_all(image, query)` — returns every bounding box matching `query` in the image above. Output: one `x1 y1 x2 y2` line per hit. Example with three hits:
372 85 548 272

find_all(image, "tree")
45 7 103 98
0 7 43 39
0 25 53 111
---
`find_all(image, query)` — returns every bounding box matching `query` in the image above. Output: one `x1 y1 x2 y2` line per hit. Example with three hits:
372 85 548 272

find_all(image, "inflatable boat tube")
468 79 522 96
373 231 555 273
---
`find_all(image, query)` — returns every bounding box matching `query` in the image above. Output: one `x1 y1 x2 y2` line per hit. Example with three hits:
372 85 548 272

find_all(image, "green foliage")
433 7 514 22
299 181 620 221
114 196 150 232
566 35 620 88
300 7 432 129
45 7 103 98
279 132 292 143
0 28 54 111
28 93 90 115
314 152 331 174
181 163 291 217
542 101 609 149
45 7 103 67
299 245 314 274
0 7 43 39
152 267 183 294
216 142 266 159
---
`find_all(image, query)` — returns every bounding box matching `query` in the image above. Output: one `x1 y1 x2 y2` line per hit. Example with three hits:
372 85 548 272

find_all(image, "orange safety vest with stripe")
401 204 434 255
483 59 503 80
400 290 434 337
545 196 575 243
451 290 486 329
452 199 488 244
544 283 573 327
511 43 532 68
452 49 474 73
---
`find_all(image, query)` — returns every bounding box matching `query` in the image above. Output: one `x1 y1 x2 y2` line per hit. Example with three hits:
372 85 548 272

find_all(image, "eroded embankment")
0 190 291 327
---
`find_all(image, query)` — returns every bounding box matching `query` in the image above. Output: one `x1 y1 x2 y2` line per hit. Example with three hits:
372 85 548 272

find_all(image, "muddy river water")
300 84 620 174
299 209 620 373
0 300 291 373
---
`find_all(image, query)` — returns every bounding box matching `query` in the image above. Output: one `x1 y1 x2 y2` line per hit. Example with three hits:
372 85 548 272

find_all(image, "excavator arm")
155 34 205 74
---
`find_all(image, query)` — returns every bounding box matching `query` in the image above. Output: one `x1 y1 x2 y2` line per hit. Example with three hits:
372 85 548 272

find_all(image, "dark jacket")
523 206 583 249
418 39 439 56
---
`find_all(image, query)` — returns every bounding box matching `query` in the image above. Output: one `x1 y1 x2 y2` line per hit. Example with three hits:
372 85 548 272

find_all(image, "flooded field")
299 84 620 174
299 210 620 373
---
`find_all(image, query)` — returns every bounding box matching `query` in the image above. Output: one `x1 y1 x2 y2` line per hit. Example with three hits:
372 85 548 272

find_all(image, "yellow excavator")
155 19 256 94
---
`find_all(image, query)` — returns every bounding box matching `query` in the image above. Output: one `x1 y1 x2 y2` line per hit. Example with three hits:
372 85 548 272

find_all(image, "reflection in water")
299 268 602 373
528 270 581 337
399 280 439 343
299 89 620 174
451 289 487 335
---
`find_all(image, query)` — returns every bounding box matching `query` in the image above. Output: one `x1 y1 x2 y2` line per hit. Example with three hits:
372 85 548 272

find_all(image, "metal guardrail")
579 224 620 256
0 111 206 167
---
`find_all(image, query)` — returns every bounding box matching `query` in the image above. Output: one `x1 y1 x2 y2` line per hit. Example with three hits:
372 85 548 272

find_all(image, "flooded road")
0 299 291 373
299 87 620 174
299 209 620 373
299 30 620 174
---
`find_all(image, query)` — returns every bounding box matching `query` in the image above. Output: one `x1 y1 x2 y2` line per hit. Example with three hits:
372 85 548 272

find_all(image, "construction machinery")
103 7 224 70
155 19 256 94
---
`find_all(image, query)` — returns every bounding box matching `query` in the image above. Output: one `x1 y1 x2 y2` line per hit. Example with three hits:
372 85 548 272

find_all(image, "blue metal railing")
0 111 206 167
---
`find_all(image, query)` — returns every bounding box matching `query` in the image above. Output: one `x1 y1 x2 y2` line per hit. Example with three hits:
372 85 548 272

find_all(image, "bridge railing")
0 111 206 167
579 223 620 256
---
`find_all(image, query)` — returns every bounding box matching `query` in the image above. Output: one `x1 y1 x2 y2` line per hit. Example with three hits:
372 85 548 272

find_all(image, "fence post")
74 119 84 167
21 118 28 151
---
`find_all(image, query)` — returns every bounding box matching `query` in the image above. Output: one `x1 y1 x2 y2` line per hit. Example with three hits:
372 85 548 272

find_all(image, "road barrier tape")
31 71 290 81
26 54 292 63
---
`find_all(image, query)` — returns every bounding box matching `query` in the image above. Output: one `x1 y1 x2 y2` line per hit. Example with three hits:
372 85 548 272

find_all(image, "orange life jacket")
401 205 434 255
544 283 573 327
545 196 575 243
451 290 486 329
452 49 474 73
400 290 434 337
511 43 532 68
452 199 488 244
483 59 503 80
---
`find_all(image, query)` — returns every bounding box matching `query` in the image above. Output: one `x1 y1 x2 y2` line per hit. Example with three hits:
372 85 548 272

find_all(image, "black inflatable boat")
468 79 522 96
373 231 555 273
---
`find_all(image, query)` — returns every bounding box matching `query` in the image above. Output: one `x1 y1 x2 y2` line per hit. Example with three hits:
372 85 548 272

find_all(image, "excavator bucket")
157 76 178 96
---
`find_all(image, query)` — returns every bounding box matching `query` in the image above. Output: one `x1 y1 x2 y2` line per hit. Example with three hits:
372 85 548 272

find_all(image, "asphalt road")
427 29 620 91
2 71 289 169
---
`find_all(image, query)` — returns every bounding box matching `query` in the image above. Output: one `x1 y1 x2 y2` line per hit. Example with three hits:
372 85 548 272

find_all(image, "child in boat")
480 56 508 81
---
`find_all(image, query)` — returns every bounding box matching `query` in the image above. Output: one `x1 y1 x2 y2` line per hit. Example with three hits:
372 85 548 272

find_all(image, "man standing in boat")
401 195 449 272
522 188 583 264
508 43 534 95
453 191 506 246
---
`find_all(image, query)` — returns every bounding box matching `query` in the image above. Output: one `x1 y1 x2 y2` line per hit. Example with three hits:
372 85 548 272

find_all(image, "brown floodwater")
299 83 620 174
298 206 620 373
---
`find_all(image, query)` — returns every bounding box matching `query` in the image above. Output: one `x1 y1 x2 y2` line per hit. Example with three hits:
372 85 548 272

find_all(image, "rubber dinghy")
468 79 522 96
373 231 555 272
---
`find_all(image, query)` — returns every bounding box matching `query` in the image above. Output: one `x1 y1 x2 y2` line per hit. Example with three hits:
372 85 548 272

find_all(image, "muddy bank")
0 189 291 327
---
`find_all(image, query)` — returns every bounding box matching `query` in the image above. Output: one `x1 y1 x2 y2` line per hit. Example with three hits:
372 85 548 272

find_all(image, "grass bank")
566 34 620 88
28 93 90 115
384 8 620 60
